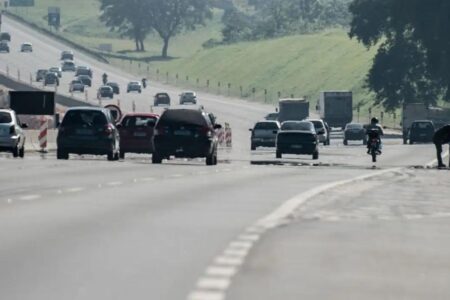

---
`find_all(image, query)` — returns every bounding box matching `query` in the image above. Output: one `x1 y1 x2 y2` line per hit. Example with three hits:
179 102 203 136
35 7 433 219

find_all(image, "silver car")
250 121 280 150
308 119 330 145
0 109 26 157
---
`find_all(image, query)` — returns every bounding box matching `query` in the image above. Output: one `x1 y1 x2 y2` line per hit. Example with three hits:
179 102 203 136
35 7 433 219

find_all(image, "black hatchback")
152 108 222 165
57 107 120 161
409 120 435 144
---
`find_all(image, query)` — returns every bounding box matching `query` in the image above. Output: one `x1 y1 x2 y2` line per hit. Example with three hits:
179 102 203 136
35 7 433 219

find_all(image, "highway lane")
0 14 448 300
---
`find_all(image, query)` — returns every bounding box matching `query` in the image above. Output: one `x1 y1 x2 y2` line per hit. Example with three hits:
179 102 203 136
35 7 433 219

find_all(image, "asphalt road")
0 15 449 300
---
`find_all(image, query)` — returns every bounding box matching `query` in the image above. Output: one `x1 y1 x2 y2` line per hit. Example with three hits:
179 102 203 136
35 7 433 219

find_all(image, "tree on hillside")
349 0 450 110
99 0 151 51
147 0 213 58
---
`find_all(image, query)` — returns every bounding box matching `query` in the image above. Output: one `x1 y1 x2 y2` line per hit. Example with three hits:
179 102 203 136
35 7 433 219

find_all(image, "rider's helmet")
371 117 379 125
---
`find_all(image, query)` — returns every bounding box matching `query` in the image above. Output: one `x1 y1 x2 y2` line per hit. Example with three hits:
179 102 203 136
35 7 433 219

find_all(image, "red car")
117 113 159 159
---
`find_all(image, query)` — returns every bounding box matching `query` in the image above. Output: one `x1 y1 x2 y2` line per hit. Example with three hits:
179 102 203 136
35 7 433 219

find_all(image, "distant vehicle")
344 123 366 145
264 112 279 121
117 113 159 159
278 98 309 123
179 91 197 104
97 86 114 99
152 108 222 165
317 91 353 129
20 42 33 52
106 82 120 94
154 93 171 106
276 121 319 160
36 69 48 82
409 120 435 144
0 41 9 53
308 119 330 145
61 50 74 61
48 67 62 78
250 121 280 150
127 81 142 93
61 60 76 72
57 107 120 161
77 75 92 87
44 72 59 86
69 79 85 93
0 32 11 42
75 66 93 78
402 103 450 144
0 109 26 158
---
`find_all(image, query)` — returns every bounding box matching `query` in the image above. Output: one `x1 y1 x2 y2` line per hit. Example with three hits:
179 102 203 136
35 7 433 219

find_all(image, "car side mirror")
21 123 28 129
214 124 222 130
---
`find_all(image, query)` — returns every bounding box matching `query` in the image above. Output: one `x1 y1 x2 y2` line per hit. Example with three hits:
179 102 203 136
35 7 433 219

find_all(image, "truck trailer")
318 91 353 129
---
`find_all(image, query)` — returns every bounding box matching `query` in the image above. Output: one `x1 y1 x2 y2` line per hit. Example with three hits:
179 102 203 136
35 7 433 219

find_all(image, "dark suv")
409 120 435 144
152 108 222 165
0 41 9 53
154 93 171 106
57 107 120 161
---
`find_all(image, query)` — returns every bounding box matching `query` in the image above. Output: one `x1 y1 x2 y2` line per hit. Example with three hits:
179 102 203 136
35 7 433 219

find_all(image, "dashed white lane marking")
197 278 230 290
20 195 41 201
66 187 85 193
187 291 224 300
107 181 123 186
205 267 237 277
214 256 244 267
187 167 400 300
6 199 12 204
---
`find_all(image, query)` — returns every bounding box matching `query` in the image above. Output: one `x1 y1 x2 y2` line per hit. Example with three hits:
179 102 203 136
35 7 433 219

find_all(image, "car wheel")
206 152 215 166
57 149 69 160
251 144 256 151
312 151 319 160
152 153 162 164
343 139 348 146
19 146 25 158
107 151 115 161
409 139 414 145
276 151 282 159
12 146 19 158
119 151 125 159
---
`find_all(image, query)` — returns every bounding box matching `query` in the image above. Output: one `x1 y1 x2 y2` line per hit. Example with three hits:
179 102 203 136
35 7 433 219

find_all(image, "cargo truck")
318 91 353 129
278 98 309 123
402 103 450 144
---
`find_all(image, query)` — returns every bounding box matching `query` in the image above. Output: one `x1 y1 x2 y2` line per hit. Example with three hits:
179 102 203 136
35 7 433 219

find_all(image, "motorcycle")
142 78 147 89
368 138 381 163
102 73 108 85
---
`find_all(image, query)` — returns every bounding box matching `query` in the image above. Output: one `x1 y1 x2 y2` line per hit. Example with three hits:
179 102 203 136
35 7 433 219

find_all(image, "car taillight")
198 126 212 137
103 125 113 136
155 127 166 136
9 125 15 135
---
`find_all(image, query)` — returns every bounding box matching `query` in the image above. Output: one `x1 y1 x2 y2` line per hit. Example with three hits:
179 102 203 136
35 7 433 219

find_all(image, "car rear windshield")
281 122 312 131
310 121 324 129
122 116 157 128
254 122 278 130
62 110 107 127
413 122 434 130
347 124 363 129
158 110 208 127
0 112 12 124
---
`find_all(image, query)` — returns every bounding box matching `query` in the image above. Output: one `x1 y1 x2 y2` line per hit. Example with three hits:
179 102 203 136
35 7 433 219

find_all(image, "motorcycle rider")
366 117 384 154
433 124 450 168
142 78 147 89
102 73 108 85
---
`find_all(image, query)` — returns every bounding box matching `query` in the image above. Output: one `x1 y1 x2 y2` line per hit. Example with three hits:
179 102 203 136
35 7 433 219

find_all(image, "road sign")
9 0 34 7
48 6 60 27
9 91 55 115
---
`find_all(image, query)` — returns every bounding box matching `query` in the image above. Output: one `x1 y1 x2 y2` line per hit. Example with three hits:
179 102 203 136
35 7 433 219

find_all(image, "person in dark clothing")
433 124 450 168
366 117 384 154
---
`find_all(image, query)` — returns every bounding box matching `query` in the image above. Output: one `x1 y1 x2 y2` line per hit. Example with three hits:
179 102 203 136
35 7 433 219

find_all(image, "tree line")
99 0 212 58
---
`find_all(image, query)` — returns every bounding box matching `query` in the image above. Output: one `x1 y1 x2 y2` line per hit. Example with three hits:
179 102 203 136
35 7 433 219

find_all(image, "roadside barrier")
225 123 232 148
38 116 48 152
117 99 121 109
132 100 136 112
217 127 225 146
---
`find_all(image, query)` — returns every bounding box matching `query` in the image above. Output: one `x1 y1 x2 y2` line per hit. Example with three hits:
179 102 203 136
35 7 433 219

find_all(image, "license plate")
134 132 147 137
174 130 191 136
76 129 93 135
291 145 303 149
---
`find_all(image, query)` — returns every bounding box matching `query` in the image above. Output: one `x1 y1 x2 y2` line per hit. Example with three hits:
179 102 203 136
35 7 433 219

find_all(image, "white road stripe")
214 256 244 266
197 278 230 290
223 248 249 258
205 267 237 277
188 291 224 300
107 181 123 186
20 195 41 201
66 187 85 193
228 241 253 250
238 234 260 242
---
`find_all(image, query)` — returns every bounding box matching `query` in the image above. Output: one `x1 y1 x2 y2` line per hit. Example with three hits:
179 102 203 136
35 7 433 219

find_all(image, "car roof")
100 85 113 89
256 120 279 124
0 109 13 113
122 113 159 118
107 82 118 85
22 42 32 45
66 107 106 113
412 120 434 123
129 81 140 84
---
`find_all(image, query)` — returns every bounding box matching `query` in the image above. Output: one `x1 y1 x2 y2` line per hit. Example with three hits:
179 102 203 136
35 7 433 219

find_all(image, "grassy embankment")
11 1 400 125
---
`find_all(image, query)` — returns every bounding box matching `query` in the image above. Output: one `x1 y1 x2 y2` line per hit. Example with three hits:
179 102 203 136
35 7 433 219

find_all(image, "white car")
0 109 27 157
307 119 330 145
61 60 76 72
20 42 33 52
